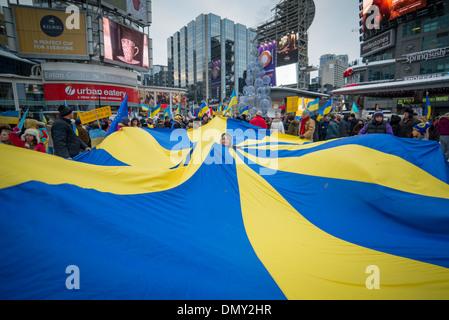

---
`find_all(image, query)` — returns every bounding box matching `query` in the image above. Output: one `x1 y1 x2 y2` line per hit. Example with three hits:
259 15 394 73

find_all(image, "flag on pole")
163 105 172 120
352 102 359 114
240 106 249 116
306 98 319 112
17 109 29 132
196 102 208 117
425 92 432 120
107 94 129 135
317 99 333 122
151 104 161 118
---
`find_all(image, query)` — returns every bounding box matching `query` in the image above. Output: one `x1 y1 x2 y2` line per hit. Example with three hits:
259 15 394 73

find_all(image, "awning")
270 87 330 100
0 50 38 65
332 74 449 97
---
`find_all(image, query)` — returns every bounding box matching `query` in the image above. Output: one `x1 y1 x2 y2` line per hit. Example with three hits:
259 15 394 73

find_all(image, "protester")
412 122 431 140
89 122 108 148
172 115 185 129
45 121 54 154
326 115 339 140
52 105 91 159
319 115 331 141
437 113 449 161
201 114 209 126
75 118 90 147
352 119 365 136
358 109 394 135
286 114 299 136
270 112 285 134
118 117 130 131
338 114 351 138
155 119 165 128
311 114 320 142
250 110 268 129
131 117 140 127
0 125 12 145
400 107 420 138
221 133 233 148
298 109 315 141
9 127 46 153
389 114 402 137
164 116 172 128
349 113 358 136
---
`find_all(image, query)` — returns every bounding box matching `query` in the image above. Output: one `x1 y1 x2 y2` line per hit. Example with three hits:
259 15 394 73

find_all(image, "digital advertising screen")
275 64 298 86
102 17 150 72
12 5 89 60
276 33 299 68
363 0 427 29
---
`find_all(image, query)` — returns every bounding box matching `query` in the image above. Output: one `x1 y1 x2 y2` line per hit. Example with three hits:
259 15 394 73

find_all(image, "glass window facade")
168 13 255 104
422 31 449 50
423 12 449 33
402 20 421 37
420 56 449 75
368 64 395 82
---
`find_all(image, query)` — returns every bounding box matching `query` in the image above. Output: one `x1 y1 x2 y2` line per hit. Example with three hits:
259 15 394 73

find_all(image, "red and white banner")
44 83 140 104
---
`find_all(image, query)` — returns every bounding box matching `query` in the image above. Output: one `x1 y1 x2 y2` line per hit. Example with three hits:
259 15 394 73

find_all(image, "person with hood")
358 109 394 135
51 105 91 159
437 113 449 161
286 114 299 136
400 107 420 138
326 115 339 140
389 114 402 137
270 112 285 134
298 109 315 141
338 114 351 138
250 110 268 129
9 127 46 153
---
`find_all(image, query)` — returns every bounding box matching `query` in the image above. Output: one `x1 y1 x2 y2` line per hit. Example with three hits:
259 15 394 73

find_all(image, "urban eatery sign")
43 83 139 104
404 48 447 64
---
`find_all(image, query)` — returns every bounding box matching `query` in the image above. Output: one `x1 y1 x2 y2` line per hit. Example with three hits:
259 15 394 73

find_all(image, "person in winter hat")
299 109 315 141
9 127 46 153
358 109 394 135
270 112 285 134
412 122 431 140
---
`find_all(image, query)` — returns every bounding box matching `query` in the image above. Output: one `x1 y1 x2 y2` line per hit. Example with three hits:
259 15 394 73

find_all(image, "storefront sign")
43 70 137 87
404 48 447 64
43 83 139 104
361 30 395 57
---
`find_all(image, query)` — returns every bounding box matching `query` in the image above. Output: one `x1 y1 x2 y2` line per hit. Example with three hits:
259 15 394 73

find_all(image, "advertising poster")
103 17 150 72
258 40 277 86
276 33 298 67
12 6 88 59
126 0 148 25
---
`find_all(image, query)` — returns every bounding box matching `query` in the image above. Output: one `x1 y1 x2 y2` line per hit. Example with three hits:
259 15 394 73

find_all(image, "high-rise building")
168 14 256 105
333 0 449 116
321 58 349 93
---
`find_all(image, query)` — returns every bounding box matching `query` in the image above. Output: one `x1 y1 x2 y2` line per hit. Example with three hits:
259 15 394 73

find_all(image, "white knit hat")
21 129 40 144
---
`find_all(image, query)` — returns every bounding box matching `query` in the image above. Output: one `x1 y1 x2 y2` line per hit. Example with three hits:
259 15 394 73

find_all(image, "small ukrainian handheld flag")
151 104 161 118
307 98 319 112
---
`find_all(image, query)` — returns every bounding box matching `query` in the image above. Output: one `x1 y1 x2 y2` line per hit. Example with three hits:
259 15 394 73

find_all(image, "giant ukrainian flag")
1 117 449 299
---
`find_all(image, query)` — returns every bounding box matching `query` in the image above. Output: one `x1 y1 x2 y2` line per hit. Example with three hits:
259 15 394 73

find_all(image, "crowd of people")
1 104 449 162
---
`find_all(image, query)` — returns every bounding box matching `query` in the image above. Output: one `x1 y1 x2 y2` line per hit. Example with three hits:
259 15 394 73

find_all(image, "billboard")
276 33 298 67
210 60 221 100
258 40 277 86
43 83 140 104
102 17 150 72
12 5 89 60
102 0 148 25
363 0 427 28
276 64 298 86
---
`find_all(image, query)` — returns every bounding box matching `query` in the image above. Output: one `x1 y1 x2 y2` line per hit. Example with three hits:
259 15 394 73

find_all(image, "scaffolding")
257 0 315 90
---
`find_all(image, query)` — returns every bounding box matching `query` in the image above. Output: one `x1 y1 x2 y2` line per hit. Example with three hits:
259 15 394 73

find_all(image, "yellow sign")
78 106 112 125
13 6 88 58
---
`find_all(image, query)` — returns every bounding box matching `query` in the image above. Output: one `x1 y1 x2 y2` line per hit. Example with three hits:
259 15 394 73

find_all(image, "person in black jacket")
389 114 402 137
51 105 91 160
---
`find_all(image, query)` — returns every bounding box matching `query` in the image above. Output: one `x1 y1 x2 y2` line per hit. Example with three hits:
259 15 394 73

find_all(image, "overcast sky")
151 0 362 75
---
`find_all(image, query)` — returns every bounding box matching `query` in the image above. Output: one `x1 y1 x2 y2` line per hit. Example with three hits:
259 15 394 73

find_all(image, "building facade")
0 0 187 122
333 0 449 117
168 13 256 106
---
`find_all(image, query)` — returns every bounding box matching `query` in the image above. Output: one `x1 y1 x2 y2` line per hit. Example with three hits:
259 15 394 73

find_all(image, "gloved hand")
300 135 305 139
13 126 20 133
